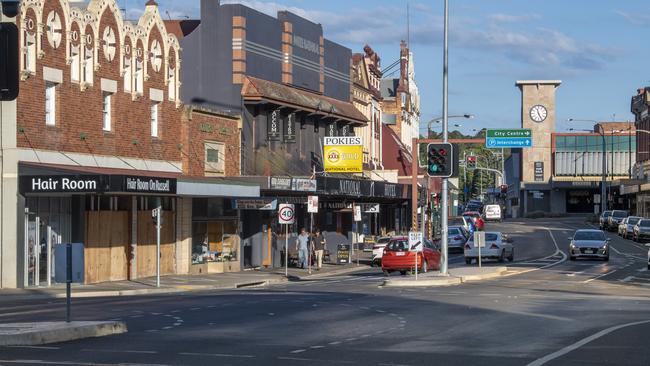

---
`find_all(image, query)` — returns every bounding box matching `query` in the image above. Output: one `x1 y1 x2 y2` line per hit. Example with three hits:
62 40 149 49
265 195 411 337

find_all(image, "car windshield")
469 233 498 241
628 217 641 225
602 211 612 217
386 240 409 251
448 228 461 235
612 211 627 218
639 220 650 227
574 231 605 241
376 237 391 244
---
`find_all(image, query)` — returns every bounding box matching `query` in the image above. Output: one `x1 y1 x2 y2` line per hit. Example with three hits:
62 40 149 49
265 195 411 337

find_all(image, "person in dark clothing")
312 229 326 270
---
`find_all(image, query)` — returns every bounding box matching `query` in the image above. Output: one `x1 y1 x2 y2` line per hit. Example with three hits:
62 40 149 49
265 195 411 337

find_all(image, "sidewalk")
381 266 508 287
0 262 371 300
0 321 127 346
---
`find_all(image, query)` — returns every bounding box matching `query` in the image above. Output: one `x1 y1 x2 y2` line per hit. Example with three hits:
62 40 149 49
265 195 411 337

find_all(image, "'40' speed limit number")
278 204 295 224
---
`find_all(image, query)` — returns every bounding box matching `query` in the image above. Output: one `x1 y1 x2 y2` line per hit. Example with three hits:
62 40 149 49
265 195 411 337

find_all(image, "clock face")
46 11 63 49
102 27 116 62
530 104 548 123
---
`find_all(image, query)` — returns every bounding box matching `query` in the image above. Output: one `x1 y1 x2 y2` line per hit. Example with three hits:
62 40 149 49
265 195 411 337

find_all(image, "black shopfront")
237 176 410 268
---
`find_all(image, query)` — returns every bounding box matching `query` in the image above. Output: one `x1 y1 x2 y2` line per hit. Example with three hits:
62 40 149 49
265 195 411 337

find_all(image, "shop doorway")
24 197 72 287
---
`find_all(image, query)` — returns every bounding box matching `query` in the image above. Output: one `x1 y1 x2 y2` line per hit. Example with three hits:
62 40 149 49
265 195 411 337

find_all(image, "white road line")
179 352 255 358
0 360 173 366
309 345 325 349
583 270 619 283
6 346 60 350
81 349 157 354
526 319 650 366
328 341 342 345
277 356 356 364
289 349 306 354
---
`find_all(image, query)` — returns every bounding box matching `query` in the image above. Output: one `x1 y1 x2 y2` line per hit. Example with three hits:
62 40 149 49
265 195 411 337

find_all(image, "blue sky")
121 0 650 134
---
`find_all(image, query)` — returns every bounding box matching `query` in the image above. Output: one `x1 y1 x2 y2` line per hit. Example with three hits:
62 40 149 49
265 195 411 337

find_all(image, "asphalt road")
1 217 650 366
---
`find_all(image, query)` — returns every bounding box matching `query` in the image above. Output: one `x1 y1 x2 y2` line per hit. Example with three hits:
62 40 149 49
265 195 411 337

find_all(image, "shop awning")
241 76 368 126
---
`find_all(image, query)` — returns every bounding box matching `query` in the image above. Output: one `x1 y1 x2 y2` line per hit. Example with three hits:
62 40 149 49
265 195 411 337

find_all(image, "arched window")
82 27 94 86
134 42 144 95
167 49 177 101
22 9 37 75
123 40 132 92
69 24 81 82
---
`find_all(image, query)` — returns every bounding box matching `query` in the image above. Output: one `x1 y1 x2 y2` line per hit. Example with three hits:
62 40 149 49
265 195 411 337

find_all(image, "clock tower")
516 80 561 183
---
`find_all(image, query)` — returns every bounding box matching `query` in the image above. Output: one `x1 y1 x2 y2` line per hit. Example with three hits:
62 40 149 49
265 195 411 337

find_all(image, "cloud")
487 13 541 23
615 10 650 27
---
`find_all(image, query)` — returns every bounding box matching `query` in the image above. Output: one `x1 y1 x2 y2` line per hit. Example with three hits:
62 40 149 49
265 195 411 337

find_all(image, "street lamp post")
427 115 472 138
441 0 449 276
568 120 607 213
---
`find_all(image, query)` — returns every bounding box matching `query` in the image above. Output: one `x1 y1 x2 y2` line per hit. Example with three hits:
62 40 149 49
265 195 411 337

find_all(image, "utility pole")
440 0 449 276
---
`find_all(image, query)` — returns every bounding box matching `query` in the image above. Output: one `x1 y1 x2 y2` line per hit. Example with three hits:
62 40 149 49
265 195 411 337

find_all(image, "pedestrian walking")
296 228 310 269
313 229 326 270
476 216 485 231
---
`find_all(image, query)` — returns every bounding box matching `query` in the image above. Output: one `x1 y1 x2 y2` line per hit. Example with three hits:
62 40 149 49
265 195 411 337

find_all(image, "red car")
381 236 441 276
462 211 482 219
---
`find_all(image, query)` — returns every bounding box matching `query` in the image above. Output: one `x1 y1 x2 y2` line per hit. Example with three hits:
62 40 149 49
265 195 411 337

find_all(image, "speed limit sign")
278 204 295 224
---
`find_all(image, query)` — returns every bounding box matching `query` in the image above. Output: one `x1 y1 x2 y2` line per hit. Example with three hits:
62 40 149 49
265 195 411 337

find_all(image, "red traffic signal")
500 184 508 193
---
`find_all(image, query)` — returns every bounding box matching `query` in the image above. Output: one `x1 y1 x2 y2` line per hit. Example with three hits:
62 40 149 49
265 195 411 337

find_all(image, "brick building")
0 0 256 289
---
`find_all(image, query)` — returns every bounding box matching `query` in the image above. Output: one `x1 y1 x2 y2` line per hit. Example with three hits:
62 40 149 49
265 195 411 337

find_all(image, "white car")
464 231 513 264
620 216 642 239
483 204 502 222
371 237 391 266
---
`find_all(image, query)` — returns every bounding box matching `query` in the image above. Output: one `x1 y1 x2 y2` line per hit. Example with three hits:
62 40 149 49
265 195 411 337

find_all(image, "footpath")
381 266 508 287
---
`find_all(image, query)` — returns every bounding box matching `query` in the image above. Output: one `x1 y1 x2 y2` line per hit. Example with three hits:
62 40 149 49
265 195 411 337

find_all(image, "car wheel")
465 258 472 265
603 256 609 261
400 270 407 276
498 250 505 263
647 263 650 270
507 249 514 262
383 270 390 277
569 256 576 261
422 260 428 273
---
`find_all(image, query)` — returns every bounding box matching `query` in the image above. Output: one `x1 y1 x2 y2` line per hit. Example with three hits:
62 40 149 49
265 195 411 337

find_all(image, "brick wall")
181 107 241 177
17 0 182 163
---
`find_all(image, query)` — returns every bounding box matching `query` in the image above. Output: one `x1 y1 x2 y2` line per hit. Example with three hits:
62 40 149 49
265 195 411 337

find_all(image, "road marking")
0 360 173 366
290 349 306 354
309 345 325 349
526 319 650 366
277 356 356 364
328 341 342 345
81 349 157 354
6 346 60 350
583 269 618 283
179 352 255 358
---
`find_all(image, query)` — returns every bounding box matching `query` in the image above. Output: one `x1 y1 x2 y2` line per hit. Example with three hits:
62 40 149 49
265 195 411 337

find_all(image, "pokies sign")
323 136 363 173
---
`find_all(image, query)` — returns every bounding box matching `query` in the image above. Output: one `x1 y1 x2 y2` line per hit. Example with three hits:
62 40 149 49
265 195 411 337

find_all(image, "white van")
483 204 502 222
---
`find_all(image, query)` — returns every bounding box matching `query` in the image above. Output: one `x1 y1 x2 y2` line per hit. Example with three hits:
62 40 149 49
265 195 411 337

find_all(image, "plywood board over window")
84 211 129 283
137 211 176 278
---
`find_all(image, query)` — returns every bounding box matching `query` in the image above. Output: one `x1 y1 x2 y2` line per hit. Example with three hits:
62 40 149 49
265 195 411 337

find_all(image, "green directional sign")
486 129 532 138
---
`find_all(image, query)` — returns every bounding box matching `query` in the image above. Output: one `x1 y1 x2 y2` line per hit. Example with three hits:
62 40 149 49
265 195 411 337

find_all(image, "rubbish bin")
337 244 350 264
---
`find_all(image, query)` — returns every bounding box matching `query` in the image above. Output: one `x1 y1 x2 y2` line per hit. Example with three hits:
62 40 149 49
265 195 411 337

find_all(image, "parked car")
381 236 441 276
462 211 482 220
599 211 612 230
449 216 473 232
568 229 609 261
607 210 629 231
447 225 470 252
463 231 513 264
371 236 391 266
647 244 650 270
633 219 650 243
483 204 502 222
620 216 642 239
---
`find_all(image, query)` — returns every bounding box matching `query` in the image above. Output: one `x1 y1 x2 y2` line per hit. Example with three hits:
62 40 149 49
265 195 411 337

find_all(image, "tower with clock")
516 80 562 184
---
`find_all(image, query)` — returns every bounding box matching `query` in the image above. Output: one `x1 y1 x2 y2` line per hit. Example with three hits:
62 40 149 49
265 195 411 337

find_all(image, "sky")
119 0 650 135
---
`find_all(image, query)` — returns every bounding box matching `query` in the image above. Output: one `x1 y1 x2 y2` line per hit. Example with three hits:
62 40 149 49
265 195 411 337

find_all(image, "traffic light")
466 155 477 170
0 22 19 101
426 143 457 177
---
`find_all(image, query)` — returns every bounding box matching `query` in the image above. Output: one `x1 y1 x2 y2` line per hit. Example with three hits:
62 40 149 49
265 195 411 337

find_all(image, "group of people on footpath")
295 228 327 270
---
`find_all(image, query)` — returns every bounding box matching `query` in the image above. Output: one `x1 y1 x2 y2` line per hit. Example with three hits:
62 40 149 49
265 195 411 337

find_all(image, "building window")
102 92 112 131
22 29 36 74
45 83 56 126
168 67 176 101
83 43 94 86
205 141 225 175
150 102 159 137
135 57 144 95
123 55 132 92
